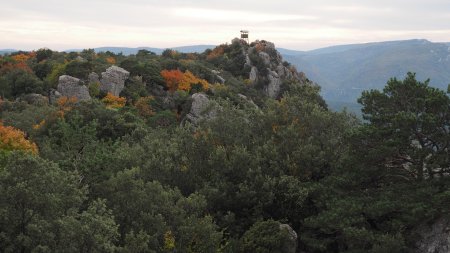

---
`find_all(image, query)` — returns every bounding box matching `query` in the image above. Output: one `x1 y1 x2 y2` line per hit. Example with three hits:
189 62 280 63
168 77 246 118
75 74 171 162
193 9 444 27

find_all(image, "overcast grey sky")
1 0 450 50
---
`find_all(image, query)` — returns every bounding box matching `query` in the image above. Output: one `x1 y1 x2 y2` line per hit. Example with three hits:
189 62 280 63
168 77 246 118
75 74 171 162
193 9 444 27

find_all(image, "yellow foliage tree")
0 122 38 154
161 70 209 92
102 93 126 109
163 231 175 251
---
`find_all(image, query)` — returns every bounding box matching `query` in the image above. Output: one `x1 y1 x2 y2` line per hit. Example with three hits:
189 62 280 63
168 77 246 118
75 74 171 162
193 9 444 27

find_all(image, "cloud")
0 0 449 50
172 8 317 23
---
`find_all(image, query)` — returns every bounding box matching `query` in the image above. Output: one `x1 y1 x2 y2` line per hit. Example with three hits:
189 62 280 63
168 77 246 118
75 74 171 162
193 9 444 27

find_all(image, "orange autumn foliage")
0 52 36 74
135 96 155 117
206 46 225 60
161 69 184 92
160 69 209 92
102 93 126 109
0 122 38 154
11 53 33 62
56 96 78 118
0 61 33 74
106 56 116 64
178 70 209 91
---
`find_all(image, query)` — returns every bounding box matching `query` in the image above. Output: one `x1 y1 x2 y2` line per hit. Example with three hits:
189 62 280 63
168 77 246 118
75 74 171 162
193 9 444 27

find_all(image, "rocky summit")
242 39 309 98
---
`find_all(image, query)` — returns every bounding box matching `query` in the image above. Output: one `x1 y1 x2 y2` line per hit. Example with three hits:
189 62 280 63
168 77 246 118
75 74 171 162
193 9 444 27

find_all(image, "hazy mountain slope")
283 39 450 102
65 45 215 55
0 49 17 55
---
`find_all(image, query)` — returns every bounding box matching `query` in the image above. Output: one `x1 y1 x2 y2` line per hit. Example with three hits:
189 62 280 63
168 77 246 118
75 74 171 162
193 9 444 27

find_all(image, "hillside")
4 39 450 107
0 39 449 253
282 39 450 102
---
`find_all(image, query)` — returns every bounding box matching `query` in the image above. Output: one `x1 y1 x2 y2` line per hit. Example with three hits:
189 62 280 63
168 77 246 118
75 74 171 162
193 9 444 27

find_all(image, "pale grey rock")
245 54 251 66
75 56 87 62
279 224 298 253
414 218 450 253
259 51 271 65
186 93 215 124
49 89 62 104
242 39 311 97
216 75 225 84
249 66 258 83
17 94 48 106
266 71 282 98
277 65 289 78
88 72 100 84
57 75 91 100
100 66 130 96
212 70 225 84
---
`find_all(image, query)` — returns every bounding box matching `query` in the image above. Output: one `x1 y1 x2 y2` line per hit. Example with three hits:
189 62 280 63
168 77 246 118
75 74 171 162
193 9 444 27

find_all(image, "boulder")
57 75 91 101
100 66 130 96
49 89 62 104
279 224 298 253
75 56 87 62
186 93 215 124
16 93 48 106
88 72 100 84
414 218 450 253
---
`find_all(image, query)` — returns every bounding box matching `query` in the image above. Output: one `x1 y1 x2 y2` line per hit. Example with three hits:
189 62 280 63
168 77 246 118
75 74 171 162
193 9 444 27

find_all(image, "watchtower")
240 30 249 43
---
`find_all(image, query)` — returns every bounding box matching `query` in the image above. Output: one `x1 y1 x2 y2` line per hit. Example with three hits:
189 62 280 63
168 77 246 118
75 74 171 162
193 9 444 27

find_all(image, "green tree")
56 199 119 253
241 220 292 253
0 152 86 252
35 48 53 62
99 167 222 252
358 72 450 180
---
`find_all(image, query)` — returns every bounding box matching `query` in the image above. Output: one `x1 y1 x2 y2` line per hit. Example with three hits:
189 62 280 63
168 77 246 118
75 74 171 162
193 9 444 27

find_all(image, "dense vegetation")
0 40 449 253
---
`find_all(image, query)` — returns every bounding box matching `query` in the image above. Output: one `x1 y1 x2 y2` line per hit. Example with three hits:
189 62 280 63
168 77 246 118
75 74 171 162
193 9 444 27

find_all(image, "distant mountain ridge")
64 45 216 55
282 39 450 103
0 49 18 55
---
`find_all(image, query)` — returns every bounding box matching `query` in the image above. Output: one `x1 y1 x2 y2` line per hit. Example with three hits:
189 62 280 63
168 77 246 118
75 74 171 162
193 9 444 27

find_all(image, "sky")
1 0 450 51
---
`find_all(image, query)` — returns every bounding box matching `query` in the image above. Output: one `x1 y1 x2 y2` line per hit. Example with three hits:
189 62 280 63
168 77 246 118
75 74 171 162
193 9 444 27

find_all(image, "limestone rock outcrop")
185 93 216 124
100 66 130 96
414 218 450 253
88 72 100 84
211 70 225 84
249 66 258 83
49 89 62 104
243 39 311 98
57 75 91 100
